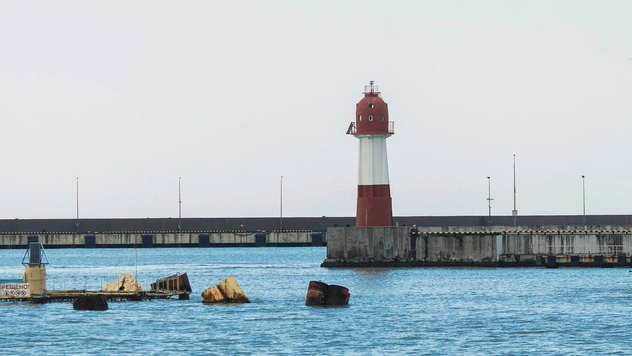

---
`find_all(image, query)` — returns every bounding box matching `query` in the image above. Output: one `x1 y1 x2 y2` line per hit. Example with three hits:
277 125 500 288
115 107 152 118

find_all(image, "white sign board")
0 283 30 298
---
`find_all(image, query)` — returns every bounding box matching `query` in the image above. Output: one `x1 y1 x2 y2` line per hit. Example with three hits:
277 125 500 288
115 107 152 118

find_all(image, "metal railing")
346 121 394 135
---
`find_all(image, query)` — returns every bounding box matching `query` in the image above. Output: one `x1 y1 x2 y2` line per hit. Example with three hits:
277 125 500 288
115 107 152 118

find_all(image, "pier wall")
422 234 496 263
4 214 632 234
325 227 410 261
0 231 321 249
323 226 632 267
500 232 630 255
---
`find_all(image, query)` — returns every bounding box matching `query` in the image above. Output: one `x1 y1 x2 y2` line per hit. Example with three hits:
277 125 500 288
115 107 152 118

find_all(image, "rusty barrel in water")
305 281 350 306
305 281 327 305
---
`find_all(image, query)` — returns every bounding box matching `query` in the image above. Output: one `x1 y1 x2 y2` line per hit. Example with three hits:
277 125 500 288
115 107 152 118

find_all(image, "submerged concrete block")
73 295 108 311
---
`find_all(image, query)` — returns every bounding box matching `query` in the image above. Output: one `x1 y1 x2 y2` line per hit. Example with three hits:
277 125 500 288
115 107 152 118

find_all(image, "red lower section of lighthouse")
356 184 393 227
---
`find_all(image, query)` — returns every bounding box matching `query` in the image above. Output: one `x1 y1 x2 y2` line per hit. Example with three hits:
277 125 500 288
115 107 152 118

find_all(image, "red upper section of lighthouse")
347 81 394 135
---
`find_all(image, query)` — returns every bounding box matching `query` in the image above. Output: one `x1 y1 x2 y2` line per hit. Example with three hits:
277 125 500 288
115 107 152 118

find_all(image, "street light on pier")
280 176 284 230
582 175 586 226
487 176 493 226
76 177 79 234
178 177 182 231
512 154 518 227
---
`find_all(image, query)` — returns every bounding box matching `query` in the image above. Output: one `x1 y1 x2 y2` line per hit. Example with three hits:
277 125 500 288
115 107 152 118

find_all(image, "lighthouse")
346 81 394 227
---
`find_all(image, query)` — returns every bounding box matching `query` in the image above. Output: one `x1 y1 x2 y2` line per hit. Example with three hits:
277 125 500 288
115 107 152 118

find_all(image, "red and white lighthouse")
346 81 394 227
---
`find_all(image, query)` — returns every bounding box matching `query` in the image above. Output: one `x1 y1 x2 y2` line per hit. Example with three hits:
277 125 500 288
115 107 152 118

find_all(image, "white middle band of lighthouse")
357 135 391 185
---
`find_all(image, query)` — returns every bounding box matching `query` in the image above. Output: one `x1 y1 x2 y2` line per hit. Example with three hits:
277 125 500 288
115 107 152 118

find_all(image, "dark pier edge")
321 259 632 268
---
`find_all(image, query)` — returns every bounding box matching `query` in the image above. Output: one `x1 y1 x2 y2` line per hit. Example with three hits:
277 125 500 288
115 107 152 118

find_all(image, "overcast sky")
1 1 631 219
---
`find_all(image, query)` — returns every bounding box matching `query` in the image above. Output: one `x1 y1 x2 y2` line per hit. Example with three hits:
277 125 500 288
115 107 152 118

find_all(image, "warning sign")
0 283 30 298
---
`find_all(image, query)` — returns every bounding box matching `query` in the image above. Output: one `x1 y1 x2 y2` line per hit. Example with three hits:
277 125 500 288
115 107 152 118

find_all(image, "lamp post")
487 176 493 226
512 154 518 226
178 177 182 231
76 177 79 234
582 175 586 225
280 176 283 230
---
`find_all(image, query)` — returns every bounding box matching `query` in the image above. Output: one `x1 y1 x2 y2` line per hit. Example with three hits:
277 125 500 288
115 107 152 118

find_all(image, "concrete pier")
0 230 323 249
322 226 632 267
4 214 632 234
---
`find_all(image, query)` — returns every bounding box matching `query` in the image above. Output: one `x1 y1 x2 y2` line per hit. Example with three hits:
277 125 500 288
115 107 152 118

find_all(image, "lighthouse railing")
346 121 395 135
363 84 380 94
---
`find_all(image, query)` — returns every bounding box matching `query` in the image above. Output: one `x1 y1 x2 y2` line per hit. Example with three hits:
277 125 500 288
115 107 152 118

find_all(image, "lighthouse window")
369 103 374 108
358 115 362 121
381 115 385 121
368 115 373 121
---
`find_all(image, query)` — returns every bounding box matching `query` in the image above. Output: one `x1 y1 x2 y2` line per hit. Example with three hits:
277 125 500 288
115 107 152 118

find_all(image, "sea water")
0 247 631 355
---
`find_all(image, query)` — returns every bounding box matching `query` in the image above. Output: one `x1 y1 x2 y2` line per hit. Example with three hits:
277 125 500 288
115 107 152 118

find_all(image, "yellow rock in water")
201 285 225 303
217 276 250 303
102 273 142 292
201 276 250 303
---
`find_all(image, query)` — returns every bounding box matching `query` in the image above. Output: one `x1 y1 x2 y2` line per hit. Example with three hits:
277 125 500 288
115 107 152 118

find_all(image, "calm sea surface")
1 247 631 355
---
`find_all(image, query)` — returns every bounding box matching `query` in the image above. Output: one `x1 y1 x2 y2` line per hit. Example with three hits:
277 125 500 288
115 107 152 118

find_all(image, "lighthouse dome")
354 82 392 135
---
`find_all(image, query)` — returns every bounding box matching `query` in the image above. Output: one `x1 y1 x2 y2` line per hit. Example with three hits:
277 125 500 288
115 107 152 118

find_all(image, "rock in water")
217 276 250 303
102 273 142 292
73 295 109 311
305 281 350 306
201 285 225 303
201 276 250 303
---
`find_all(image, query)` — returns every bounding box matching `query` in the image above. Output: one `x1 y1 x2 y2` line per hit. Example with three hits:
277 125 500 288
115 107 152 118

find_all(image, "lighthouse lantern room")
346 81 394 227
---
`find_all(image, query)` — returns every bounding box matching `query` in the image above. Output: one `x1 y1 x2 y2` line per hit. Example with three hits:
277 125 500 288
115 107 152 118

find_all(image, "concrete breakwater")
5 214 632 234
0 231 325 249
322 226 632 267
